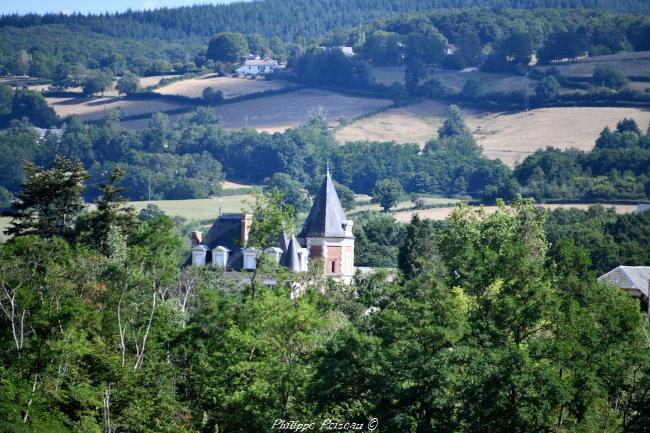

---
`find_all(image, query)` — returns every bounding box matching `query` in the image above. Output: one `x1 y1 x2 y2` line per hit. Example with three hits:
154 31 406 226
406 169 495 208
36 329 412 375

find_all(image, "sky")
0 0 244 15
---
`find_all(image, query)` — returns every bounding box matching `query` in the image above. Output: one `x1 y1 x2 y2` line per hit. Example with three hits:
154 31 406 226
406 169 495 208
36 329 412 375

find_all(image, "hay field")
154 74 298 99
393 203 638 223
138 74 182 88
539 51 650 77
371 66 535 94
46 95 190 121
121 88 393 132
336 101 650 167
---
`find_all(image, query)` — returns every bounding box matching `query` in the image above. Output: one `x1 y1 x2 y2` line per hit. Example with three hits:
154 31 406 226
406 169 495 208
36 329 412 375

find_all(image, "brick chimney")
241 214 253 246
191 231 203 246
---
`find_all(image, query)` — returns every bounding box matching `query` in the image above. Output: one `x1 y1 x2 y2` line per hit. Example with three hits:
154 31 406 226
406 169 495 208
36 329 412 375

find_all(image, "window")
331 261 336 273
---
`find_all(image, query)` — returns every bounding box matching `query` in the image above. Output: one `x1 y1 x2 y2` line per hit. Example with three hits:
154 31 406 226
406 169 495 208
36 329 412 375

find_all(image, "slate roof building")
598 266 650 313
190 169 355 281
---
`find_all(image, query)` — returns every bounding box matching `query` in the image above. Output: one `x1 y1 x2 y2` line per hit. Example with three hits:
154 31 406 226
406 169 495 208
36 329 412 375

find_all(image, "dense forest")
3 4 650 81
3 169 650 431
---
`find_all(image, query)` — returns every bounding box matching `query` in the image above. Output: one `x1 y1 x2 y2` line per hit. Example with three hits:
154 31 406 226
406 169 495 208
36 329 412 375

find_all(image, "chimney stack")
191 231 203 246
241 214 253 246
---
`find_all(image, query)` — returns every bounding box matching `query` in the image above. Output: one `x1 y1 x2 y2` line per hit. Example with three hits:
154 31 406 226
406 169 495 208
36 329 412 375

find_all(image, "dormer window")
243 247 257 270
212 246 230 268
264 247 283 263
192 245 209 266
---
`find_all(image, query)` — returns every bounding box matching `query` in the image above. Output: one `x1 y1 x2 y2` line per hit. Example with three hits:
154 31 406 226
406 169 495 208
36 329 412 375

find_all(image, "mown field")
154 75 298 99
393 203 639 222
45 95 190 121
120 88 393 131
336 100 650 167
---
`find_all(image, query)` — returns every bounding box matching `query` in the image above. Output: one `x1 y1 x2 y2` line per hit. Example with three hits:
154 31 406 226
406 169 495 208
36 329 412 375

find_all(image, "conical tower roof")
299 168 348 238
281 235 302 273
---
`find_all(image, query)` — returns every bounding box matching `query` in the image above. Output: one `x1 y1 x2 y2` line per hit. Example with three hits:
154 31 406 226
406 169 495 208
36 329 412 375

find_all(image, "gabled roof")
598 266 650 297
299 169 349 238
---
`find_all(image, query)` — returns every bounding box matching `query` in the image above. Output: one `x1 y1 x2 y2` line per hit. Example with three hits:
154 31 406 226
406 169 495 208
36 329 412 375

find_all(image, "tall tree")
5 157 87 240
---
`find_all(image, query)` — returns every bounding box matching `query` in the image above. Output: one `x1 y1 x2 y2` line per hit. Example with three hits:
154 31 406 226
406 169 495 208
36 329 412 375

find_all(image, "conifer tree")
5 156 87 240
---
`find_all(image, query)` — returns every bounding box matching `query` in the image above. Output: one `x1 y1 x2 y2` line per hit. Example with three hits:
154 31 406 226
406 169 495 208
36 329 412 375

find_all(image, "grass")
538 50 650 78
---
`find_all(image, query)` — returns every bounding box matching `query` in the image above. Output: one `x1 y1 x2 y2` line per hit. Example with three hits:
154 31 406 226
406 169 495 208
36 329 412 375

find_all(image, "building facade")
190 170 355 281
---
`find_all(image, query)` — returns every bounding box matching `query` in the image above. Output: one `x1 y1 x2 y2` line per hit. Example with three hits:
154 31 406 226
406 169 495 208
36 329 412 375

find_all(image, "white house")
235 57 279 76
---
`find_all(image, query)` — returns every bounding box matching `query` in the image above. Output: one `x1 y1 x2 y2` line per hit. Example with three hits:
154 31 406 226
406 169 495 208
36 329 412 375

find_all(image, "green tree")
372 178 405 212
535 75 561 102
82 70 114 96
207 32 249 62
398 214 439 279
263 172 310 213
202 87 224 105
438 104 471 138
116 72 139 95
83 167 137 254
5 157 87 240
592 64 629 89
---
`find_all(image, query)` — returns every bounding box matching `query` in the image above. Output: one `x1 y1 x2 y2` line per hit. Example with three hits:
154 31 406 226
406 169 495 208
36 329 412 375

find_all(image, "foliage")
352 211 405 267
4 157 87 240
115 72 139 95
207 32 249 62
372 178 405 212
263 172 310 213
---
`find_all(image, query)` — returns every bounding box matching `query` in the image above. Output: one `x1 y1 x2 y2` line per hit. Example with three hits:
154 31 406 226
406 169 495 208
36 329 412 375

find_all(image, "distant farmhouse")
598 266 650 314
190 170 356 282
235 56 280 77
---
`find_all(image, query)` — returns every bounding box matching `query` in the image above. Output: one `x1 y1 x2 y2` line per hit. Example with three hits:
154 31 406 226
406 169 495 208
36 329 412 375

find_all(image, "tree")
207 32 249 62
10 90 57 127
263 172 310 213
372 178 404 212
438 104 471 138
83 167 137 253
592 64 629 89
5 157 87 240
116 72 139 95
138 203 164 221
398 214 439 279
202 87 224 105
535 75 561 102
404 58 427 95
82 70 114 96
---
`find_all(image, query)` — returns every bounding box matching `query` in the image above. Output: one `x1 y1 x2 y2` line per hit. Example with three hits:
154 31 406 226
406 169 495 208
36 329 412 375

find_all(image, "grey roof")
299 170 350 238
598 266 650 297
201 214 245 270
281 236 301 273
636 204 650 214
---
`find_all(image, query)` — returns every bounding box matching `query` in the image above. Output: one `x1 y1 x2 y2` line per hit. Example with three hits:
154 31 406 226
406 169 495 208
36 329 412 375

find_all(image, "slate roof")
281 236 302 273
298 170 350 238
598 266 650 297
201 214 245 270
636 204 650 214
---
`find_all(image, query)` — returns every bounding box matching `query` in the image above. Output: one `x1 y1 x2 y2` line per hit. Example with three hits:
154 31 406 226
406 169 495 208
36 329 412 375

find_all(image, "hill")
2 0 649 42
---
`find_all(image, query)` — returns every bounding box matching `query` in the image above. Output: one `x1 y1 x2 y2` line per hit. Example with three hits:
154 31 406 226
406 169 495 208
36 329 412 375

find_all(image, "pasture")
336 101 650 167
154 75 298 99
121 88 393 132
